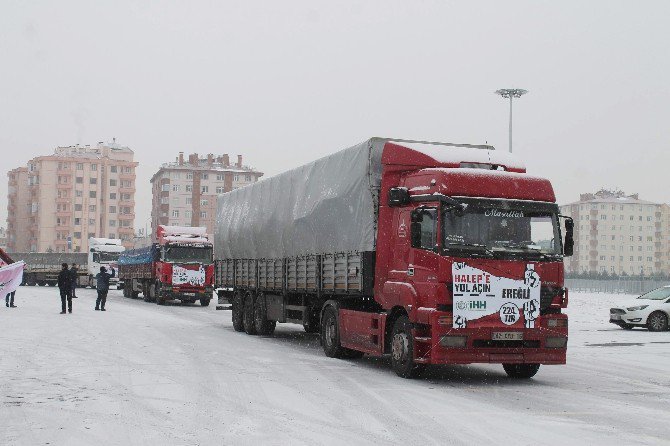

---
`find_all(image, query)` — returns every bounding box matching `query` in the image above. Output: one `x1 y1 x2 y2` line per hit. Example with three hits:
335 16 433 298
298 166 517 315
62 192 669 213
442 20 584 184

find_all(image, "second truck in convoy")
118 225 214 306
214 138 573 378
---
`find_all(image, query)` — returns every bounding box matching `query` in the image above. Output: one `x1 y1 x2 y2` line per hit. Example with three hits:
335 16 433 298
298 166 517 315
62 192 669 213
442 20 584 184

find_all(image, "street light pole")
495 88 528 153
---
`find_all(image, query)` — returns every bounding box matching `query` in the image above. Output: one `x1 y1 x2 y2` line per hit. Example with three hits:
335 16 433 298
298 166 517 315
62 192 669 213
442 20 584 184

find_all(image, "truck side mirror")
563 218 574 257
410 222 422 247
388 187 410 207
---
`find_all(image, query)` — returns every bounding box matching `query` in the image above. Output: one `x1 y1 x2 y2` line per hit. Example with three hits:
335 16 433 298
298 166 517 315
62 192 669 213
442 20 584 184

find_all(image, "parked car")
610 286 670 331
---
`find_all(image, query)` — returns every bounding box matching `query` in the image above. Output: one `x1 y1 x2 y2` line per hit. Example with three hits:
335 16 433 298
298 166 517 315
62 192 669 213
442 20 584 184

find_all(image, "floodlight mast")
495 88 528 153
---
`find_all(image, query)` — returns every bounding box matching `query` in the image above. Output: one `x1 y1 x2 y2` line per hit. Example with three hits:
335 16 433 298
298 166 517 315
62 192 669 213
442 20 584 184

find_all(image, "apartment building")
6 140 138 252
150 152 263 239
559 189 669 276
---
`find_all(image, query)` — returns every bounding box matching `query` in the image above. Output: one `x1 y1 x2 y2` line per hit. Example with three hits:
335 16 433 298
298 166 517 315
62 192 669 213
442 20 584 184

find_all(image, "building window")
233 175 239 181
91 164 97 171
201 186 208 193
74 218 81 226
172 184 180 192
90 178 97 184
75 190 83 197
201 199 208 206
88 233 95 239
186 172 193 180
89 218 95 225
201 173 208 180
76 177 83 184
110 193 117 199
161 184 170 192
75 204 83 211
186 185 192 192
109 206 116 214
172 172 180 179
245 175 251 182
76 163 83 170
200 211 207 218
110 179 117 186
74 232 81 239
216 174 224 181
110 165 117 173
172 210 180 218
161 197 168 204
216 186 225 194
108 233 116 239
109 220 116 227
125 167 132 173
89 191 96 198
89 205 96 212
185 210 192 219
186 197 192 205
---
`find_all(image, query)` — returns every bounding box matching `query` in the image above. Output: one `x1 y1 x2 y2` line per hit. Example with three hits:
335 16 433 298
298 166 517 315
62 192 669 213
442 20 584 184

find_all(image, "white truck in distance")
88 238 125 288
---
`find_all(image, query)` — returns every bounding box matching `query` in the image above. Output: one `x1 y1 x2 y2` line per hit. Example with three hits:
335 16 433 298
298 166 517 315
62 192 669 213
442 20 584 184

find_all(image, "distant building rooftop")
563 189 658 206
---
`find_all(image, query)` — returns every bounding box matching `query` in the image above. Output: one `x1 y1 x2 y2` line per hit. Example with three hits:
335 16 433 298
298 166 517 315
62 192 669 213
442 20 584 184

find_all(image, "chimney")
236 155 242 167
207 154 214 165
222 154 230 166
178 152 184 165
216 156 223 164
188 153 198 165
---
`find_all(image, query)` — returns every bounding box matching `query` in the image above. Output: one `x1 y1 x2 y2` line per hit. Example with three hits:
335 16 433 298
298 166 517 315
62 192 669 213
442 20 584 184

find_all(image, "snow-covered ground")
1 287 668 445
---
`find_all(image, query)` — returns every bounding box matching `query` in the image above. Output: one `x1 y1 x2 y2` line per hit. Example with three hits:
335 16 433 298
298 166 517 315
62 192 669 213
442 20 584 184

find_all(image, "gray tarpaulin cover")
214 138 387 259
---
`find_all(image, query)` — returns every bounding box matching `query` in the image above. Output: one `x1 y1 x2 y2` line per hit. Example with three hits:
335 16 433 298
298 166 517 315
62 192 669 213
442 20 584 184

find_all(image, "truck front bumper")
160 287 213 301
415 312 568 365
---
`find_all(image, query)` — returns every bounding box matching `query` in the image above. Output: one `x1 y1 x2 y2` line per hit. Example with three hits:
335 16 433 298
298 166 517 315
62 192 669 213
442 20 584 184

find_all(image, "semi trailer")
214 137 573 378
118 225 214 306
11 252 88 287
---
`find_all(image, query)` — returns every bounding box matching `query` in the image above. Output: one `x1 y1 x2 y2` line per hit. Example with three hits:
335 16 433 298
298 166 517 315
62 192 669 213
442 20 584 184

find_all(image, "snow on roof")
391 141 526 171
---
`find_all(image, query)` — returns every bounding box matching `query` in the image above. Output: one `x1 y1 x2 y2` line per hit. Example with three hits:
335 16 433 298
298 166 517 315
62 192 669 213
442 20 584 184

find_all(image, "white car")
610 286 670 331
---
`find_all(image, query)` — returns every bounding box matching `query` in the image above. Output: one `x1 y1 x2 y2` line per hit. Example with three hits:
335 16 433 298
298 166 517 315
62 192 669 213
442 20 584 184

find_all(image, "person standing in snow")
57 263 73 314
69 263 79 298
6 290 16 308
95 266 115 311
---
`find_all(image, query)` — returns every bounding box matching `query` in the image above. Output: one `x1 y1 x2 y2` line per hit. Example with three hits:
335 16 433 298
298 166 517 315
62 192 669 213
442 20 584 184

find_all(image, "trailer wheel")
320 305 363 359
253 293 276 336
503 363 541 379
243 292 257 335
200 298 210 307
231 291 245 332
390 315 426 379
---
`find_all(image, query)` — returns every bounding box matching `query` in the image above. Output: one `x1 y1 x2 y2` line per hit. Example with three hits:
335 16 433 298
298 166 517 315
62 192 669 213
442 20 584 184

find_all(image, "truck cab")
88 238 125 289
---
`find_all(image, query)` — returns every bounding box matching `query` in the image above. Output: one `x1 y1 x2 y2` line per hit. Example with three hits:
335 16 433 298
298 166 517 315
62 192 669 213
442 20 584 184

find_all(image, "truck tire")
503 363 541 379
253 293 276 336
390 315 426 379
123 287 130 298
232 291 245 332
200 298 211 307
647 311 669 332
243 292 257 335
320 305 363 359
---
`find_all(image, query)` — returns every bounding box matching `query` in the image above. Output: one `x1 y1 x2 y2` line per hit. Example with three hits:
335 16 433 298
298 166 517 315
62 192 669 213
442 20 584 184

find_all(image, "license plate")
184 293 196 296
610 314 622 320
492 332 523 341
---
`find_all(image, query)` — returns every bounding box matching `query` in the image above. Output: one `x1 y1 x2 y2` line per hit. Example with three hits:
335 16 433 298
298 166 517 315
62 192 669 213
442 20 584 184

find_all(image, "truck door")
407 208 440 305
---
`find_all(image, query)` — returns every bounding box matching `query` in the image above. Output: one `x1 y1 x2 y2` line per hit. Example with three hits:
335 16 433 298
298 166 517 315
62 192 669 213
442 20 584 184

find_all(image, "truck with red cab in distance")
119 225 214 306
214 138 573 378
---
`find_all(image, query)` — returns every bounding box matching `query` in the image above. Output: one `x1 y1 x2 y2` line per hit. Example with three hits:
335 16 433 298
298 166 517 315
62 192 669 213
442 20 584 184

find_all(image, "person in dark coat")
57 263 72 314
95 266 115 311
69 264 79 298
6 291 16 308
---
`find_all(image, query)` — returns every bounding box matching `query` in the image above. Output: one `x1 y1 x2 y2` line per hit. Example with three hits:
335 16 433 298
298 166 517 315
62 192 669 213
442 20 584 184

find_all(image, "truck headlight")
626 305 648 311
439 335 467 348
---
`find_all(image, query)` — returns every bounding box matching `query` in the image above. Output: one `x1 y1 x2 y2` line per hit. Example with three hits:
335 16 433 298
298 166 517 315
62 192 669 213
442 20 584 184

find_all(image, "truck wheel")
503 363 541 379
123 287 129 298
200 298 211 307
320 306 363 359
647 311 669 332
232 291 245 332
253 293 276 336
390 315 426 379
243 292 257 335
143 284 152 302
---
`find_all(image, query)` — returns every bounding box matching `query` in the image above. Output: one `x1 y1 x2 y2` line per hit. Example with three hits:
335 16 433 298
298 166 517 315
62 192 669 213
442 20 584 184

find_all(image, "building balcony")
55 239 67 246
119 187 134 194
119 173 136 181
56 210 71 217
118 213 135 220
118 200 135 207
57 183 73 189
118 227 135 233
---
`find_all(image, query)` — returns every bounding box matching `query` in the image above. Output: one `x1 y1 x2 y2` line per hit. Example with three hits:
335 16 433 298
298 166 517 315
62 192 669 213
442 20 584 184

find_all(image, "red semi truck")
214 138 573 378
119 225 214 306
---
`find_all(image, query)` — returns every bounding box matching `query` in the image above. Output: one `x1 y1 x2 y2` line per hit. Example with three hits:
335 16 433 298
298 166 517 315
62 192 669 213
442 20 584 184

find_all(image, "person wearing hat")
94 266 115 311
57 263 73 314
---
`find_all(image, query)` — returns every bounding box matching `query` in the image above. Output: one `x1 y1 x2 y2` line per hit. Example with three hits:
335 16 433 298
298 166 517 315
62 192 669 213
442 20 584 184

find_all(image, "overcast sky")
1 0 669 230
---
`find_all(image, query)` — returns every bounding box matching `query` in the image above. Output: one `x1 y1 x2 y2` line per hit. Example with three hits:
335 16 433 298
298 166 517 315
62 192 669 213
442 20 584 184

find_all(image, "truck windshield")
93 252 121 263
164 246 213 264
443 200 562 258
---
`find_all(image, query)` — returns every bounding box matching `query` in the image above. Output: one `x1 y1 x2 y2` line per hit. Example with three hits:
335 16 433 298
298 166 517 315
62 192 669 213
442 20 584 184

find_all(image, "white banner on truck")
452 262 540 329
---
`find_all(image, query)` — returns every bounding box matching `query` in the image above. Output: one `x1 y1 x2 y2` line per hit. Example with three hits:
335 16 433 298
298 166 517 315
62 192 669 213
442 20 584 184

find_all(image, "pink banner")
0 261 25 296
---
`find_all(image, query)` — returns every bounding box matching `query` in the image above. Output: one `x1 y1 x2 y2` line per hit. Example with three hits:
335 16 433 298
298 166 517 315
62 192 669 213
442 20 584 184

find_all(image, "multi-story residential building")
150 152 262 239
6 140 138 252
559 189 669 276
